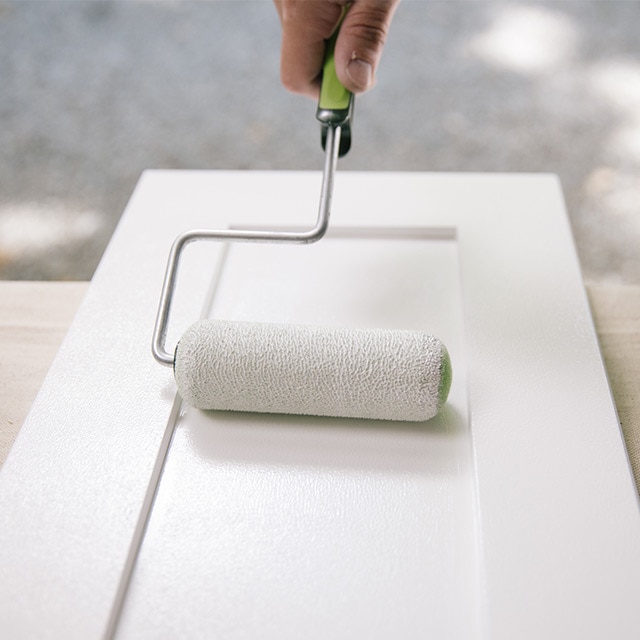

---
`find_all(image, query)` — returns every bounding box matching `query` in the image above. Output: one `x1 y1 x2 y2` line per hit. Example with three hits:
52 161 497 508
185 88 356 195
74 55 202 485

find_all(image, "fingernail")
346 56 373 91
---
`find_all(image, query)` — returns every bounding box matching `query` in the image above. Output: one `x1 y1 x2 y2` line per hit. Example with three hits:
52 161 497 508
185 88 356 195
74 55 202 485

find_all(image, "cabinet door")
1 172 639 640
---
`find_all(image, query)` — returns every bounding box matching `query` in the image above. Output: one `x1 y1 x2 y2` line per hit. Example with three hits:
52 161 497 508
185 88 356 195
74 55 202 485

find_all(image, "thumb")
334 0 400 93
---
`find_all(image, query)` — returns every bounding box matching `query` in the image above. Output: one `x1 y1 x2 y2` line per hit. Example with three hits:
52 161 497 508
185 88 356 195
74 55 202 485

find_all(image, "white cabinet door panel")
1 172 638 640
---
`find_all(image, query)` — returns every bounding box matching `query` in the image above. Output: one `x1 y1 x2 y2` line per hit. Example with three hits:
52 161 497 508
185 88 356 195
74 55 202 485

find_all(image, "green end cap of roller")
438 347 453 410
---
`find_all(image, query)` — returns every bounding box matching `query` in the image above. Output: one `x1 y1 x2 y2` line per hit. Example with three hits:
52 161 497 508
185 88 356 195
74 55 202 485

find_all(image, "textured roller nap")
174 319 452 422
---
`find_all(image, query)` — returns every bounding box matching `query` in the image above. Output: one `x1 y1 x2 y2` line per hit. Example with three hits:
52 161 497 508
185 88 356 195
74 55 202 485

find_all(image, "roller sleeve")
173 319 452 422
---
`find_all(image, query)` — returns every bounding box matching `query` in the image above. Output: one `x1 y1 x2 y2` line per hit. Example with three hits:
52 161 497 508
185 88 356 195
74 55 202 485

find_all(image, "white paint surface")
0 172 638 640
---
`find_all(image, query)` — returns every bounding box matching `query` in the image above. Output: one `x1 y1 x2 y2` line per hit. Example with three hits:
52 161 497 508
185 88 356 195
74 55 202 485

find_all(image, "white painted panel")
0 172 638 640
116 232 477 639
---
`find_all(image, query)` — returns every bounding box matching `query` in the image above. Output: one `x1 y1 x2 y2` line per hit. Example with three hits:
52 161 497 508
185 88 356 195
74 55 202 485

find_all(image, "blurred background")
1 0 638 283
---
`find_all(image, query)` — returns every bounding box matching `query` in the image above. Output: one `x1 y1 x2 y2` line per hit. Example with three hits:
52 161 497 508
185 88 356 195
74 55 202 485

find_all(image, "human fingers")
333 0 400 93
274 0 347 98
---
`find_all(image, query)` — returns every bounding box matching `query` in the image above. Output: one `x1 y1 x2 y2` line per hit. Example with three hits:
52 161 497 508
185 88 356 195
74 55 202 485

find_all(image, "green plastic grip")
318 35 351 112
316 7 354 156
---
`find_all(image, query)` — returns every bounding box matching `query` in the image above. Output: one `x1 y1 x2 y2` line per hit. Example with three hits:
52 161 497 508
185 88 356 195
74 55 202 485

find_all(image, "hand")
274 0 400 98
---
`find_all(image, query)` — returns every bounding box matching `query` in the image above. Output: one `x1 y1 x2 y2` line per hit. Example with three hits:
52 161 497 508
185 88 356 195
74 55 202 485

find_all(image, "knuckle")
343 2 395 52
348 21 388 48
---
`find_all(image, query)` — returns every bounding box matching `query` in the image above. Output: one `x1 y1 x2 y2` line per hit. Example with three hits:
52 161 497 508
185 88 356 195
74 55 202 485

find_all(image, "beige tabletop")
1 281 639 496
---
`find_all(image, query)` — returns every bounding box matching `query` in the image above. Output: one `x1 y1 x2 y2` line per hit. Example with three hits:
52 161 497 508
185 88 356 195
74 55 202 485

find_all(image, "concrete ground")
1 0 639 283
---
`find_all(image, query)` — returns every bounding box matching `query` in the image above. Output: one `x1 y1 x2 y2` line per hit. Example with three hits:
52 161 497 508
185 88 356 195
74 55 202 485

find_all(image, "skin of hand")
274 0 400 98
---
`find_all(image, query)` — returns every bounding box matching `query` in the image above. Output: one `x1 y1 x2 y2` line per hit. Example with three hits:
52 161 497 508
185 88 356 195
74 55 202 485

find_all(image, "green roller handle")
316 7 354 156
318 35 352 113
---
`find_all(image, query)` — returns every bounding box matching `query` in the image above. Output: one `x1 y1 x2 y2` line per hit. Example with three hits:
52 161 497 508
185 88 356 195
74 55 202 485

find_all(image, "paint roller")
151 17 452 421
